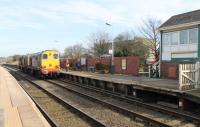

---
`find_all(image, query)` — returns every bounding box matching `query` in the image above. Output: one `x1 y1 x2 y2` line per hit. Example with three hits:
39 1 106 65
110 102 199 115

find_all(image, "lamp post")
106 22 115 74
53 40 58 50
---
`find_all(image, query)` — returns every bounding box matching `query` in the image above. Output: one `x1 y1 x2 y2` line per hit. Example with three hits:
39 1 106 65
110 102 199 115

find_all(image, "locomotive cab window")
42 54 48 59
53 54 58 59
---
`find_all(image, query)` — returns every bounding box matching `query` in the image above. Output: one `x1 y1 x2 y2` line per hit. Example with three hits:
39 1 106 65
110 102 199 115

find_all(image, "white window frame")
189 28 198 44
162 27 198 46
180 30 189 45
171 32 179 45
163 33 170 45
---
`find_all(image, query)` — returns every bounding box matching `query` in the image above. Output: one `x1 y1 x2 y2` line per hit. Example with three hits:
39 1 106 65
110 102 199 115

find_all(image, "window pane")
189 28 198 43
163 33 170 45
180 30 188 44
53 54 58 59
43 54 48 59
171 32 178 45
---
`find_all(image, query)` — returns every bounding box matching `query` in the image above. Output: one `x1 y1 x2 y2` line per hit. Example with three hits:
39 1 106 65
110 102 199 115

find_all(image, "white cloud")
0 0 200 29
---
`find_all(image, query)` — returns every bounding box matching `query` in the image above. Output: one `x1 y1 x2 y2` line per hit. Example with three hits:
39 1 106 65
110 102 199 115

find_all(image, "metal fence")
179 61 200 90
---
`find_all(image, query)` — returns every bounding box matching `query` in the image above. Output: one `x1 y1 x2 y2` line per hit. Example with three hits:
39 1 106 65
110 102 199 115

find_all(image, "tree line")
5 18 161 65
63 18 161 65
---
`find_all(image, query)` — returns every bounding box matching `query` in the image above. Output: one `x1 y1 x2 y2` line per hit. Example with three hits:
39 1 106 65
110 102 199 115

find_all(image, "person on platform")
66 59 70 71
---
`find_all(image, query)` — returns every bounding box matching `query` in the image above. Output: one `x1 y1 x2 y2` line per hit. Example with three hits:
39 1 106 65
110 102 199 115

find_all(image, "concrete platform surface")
61 70 200 104
184 89 200 104
0 66 50 127
61 70 179 91
61 71 200 104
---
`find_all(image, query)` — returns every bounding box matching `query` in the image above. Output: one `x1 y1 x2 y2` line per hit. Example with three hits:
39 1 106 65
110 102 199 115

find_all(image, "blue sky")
0 0 200 57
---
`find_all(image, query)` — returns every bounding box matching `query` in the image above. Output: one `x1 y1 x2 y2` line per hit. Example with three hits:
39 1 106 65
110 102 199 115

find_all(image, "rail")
58 78 200 124
47 80 185 127
7 68 107 127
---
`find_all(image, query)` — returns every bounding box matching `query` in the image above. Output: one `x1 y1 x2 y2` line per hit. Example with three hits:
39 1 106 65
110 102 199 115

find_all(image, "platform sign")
109 49 113 54
81 57 86 65
122 59 126 70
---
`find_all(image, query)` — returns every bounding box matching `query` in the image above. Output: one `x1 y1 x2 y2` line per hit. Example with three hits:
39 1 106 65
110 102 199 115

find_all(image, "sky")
0 0 200 57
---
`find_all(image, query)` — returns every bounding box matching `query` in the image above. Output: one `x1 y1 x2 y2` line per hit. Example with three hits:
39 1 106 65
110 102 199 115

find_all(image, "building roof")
159 9 200 30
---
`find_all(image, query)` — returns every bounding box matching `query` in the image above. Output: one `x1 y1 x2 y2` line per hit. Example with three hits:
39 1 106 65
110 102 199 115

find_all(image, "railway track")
7 68 145 127
58 78 200 123
46 79 198 127
6 66 170 127
5 66 200 127
9 69 106 127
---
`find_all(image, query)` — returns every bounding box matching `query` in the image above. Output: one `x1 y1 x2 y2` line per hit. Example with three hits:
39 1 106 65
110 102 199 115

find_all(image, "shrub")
95 63 105 70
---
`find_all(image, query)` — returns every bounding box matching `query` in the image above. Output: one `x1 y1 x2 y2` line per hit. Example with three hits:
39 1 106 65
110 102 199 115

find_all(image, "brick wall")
61 56 139 76
160 62 179 79
114 56 139 76
87 56 139 76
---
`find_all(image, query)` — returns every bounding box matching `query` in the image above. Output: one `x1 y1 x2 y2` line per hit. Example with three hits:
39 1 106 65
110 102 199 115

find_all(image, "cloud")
0 0 129 29
0 0 200 29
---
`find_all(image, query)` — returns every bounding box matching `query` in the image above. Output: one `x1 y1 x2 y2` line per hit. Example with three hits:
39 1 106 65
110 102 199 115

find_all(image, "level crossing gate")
179 61 200 90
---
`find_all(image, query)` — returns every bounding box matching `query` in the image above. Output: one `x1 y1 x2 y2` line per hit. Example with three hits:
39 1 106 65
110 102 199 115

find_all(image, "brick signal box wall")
160 62 179 79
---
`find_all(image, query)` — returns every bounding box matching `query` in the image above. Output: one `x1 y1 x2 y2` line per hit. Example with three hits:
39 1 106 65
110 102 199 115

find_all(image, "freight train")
19 50 60 77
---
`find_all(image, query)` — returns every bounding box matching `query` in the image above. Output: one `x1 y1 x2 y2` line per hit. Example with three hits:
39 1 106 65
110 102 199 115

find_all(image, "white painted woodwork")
179 61 200 90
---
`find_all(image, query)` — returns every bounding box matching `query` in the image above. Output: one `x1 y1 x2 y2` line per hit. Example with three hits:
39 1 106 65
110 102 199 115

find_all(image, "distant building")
159 9 200 79
134 37 156 64
113 38 154 64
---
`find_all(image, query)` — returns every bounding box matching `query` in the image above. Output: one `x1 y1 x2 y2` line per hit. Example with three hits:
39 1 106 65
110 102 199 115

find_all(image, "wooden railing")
179 61 200 90
139 61 160 78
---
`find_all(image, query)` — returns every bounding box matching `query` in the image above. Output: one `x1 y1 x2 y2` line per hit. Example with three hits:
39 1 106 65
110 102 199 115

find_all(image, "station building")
159 9 200 79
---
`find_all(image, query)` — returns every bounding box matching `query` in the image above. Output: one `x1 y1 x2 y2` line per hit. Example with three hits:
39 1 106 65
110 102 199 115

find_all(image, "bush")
95 63 105 70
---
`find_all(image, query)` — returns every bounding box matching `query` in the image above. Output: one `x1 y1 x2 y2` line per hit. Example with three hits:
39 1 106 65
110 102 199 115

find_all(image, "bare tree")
88 31 111 57
64 43 86 60
139 18 161 62
114 31 135 42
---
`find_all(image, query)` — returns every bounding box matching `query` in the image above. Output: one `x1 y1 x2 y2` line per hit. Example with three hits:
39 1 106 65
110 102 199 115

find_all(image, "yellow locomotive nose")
40 50 60 76
19 49 60 78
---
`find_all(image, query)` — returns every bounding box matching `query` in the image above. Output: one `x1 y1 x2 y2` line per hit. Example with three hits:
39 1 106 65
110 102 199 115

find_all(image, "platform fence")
179 61 200 90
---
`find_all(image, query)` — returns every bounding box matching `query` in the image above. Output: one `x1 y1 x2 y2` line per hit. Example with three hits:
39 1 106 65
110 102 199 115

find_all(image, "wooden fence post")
198 61 200 87
148 65 151 78
196 61 200 88
179 64 182 90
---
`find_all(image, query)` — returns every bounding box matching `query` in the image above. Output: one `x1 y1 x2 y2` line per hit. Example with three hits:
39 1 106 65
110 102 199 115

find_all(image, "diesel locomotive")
19 50 60 77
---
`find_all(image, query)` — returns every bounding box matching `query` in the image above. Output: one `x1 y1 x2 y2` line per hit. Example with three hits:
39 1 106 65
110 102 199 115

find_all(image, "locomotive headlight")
42 66 46 69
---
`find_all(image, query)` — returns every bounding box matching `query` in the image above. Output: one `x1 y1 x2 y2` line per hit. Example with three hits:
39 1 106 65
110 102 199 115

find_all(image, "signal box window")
180 30 188 44
43 54 48 59
53 54 58 59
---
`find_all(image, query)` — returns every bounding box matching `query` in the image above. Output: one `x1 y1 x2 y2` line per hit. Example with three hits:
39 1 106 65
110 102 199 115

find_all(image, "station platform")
61 70 180 93
61 70 200 104
184 89 200 104
0 66 50 127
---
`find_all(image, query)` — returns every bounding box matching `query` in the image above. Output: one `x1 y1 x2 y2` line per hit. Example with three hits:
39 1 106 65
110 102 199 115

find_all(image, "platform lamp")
106 22 115 74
